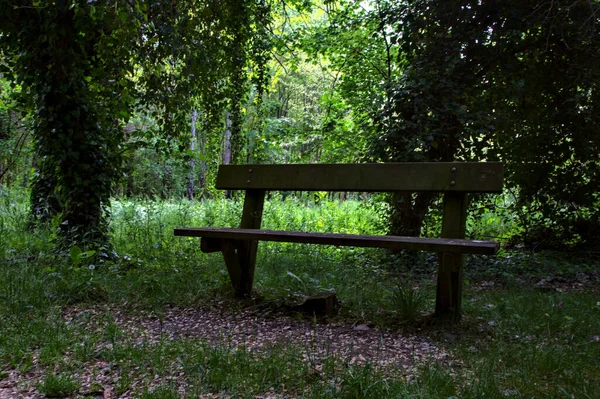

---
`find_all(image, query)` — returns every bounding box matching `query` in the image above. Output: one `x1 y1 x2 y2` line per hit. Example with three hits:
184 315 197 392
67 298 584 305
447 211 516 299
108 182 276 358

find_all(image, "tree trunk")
22 155 29 188
28 5 119 250
198 126 207 200
223 112 232 198
29 147 61 226
125 151 134 197
223 112 232 165
187 109 198 201
389 192 435 237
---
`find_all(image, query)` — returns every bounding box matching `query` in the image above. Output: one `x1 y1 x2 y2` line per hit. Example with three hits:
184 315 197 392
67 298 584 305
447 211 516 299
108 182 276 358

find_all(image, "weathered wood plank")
215 163 503 193
175 227 499 255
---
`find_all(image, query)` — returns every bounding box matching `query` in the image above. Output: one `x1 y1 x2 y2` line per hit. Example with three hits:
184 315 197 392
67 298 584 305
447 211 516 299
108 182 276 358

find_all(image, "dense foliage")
301 0 600 246
1 0 598 250
0 0 271 249
381 0 600 248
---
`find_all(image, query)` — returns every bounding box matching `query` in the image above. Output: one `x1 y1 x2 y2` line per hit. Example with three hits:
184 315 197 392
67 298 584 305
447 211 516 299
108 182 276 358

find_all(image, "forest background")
1 0 598 252
0 1 599 398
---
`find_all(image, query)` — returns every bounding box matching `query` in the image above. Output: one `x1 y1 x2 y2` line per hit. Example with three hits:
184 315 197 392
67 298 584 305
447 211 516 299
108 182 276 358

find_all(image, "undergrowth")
0 189 598 398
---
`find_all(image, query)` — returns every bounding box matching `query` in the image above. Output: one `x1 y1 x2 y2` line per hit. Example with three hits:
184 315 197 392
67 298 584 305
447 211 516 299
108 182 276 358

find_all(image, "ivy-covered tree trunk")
35 6 96 246
22 3 125 250
29 146 61 225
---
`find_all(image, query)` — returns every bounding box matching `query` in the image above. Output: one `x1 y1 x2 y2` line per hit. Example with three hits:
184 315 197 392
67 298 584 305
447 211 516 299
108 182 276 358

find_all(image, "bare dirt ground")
1 304 453 398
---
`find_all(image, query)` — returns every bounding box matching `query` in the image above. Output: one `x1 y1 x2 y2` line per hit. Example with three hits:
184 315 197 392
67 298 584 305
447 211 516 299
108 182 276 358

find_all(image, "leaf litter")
1 303 454 398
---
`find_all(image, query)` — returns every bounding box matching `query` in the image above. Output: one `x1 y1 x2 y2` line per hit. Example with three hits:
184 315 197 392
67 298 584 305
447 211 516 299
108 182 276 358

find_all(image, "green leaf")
69 246 82 262
286 271 306 288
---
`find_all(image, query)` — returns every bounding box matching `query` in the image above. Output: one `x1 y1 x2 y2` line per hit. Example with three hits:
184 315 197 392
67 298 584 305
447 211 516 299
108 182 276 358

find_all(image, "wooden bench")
175 162 504 320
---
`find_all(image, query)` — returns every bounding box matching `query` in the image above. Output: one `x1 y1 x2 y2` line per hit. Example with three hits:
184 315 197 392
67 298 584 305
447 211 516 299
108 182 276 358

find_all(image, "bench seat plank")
174 227 499 255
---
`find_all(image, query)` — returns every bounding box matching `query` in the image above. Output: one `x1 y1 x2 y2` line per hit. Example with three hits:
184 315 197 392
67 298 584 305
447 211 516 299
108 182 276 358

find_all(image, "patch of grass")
389 283 428 322
37 323 71 366
91 337 422 398
36 373 80 398
0 310 62 370
72 333 98 363
460 290 600 398
415 365 457 398
139 385 180 399
1 191 598 398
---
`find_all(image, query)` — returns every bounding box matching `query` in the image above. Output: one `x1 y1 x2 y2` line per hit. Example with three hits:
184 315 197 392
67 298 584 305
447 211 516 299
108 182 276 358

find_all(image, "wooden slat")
174 227 499 255
215 163 503 193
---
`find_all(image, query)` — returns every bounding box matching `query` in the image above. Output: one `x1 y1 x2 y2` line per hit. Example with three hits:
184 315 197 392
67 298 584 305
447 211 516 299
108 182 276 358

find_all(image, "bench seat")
175 227 499 255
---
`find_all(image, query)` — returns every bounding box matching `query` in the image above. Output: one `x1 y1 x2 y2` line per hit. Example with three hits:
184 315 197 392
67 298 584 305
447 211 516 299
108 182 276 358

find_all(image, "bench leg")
222 189 265 297
436 253 464 321
220 240 242 293
435 191 468 321
236 241 259 296
217 239 259 297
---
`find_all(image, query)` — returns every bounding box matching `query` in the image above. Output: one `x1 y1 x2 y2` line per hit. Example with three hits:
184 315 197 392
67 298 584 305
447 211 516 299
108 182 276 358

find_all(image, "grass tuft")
36 373 80 398
390 283 428 322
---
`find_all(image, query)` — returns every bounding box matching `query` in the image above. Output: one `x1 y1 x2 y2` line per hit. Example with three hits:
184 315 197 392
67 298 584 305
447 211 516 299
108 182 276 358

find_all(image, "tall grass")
109 195 384 254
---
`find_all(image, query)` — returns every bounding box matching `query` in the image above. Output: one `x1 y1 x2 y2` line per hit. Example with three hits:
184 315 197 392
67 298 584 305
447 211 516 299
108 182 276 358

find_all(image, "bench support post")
436 192 468 321
226 189 265 296
221 239 242 289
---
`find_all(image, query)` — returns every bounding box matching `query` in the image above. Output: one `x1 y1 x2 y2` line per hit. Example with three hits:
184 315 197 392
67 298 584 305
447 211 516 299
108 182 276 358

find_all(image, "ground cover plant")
1 188 599 398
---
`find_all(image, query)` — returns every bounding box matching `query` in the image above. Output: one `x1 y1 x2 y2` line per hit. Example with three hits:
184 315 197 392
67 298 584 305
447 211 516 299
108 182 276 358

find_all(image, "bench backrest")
216 163 503 193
